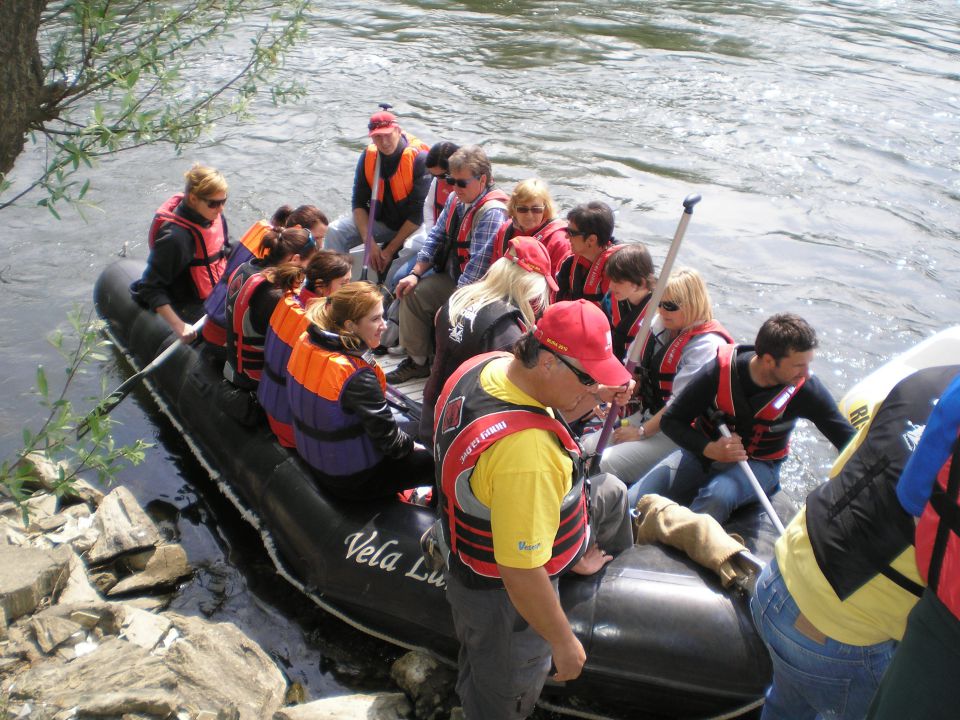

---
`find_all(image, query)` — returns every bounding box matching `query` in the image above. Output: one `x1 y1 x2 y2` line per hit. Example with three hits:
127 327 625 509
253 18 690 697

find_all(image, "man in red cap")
324 109 430 279
432 299 635 720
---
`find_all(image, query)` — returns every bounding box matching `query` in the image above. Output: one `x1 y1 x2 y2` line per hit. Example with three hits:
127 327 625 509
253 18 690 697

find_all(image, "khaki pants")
398 273 456 358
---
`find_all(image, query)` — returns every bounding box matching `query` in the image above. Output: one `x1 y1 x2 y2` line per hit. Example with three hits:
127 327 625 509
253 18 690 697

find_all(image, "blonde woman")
286 282 433 499
131 162 230 342
419 236 555 442
490 178 570 277
593 268 733 486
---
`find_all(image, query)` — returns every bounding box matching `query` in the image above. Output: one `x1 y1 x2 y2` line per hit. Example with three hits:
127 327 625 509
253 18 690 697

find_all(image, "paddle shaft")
715 421 786 535
360 153 383 282
77 315 208 438
591 193 702 458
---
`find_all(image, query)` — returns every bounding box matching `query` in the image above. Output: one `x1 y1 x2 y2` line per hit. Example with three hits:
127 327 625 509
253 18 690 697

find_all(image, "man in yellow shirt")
433 300 634 719
749 366 958 720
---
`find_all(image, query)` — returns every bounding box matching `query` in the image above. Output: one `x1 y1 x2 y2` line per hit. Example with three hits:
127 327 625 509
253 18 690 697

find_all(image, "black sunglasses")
658 300 681 312
204 197 227 209
515 205 545 214
547 349 597 387
445 175 478 189
567 227 587 238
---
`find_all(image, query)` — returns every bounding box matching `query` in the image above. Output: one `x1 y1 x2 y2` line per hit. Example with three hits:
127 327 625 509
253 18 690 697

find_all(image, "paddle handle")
716 422 786 535
361 153 383 281
591 194 701 457
76 315 207 438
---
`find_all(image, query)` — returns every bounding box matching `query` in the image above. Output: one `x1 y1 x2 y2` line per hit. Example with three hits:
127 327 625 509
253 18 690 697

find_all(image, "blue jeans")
750 559 897 720
627 449 782 523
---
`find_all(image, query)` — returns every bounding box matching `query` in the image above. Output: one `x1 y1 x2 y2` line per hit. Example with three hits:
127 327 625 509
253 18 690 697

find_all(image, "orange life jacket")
363 134 430 204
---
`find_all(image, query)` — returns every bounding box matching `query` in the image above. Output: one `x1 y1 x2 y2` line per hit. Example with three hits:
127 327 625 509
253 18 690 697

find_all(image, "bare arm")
155 304 195 342
499 564 586 682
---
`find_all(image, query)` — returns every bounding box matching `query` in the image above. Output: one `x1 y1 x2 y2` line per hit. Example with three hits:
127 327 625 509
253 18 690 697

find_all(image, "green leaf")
36 365 48 398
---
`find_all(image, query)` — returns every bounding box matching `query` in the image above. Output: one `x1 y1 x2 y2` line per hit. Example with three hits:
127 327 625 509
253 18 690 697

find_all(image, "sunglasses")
548 349 597 387
658 300 681 312
203 197 227 209
567 227 587 238
445 175 478 188
515 205 545 214
368 119 395 132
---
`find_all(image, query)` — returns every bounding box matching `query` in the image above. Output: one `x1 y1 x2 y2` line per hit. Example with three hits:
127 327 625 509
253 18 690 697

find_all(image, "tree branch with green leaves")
0 0 308 217
1 306 150 512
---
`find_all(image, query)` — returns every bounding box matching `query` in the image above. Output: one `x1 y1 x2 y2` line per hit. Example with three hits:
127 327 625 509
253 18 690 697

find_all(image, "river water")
2 0 959 714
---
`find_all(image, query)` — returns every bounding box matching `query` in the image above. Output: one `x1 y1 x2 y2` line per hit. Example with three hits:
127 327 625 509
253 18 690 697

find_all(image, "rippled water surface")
2 0 959 712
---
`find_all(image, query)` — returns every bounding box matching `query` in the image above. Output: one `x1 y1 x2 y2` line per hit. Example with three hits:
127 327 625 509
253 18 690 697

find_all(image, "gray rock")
30 614 84 654
119 605 172 650
390 652 457 720
13 612 286 719
108 544 191 595
0 545 70 621
272 693 413 720
86 487 162 565
58 548 100 604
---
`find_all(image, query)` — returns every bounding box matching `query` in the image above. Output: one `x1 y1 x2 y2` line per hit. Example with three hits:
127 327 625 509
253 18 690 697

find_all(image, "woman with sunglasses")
287 282 434 499
590 268 733 485
489 179 571 284
221 226 319 402
418 236 555 443
130 162 230 343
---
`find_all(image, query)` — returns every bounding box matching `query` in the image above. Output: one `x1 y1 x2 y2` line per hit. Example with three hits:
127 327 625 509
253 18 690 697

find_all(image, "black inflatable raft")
95 260 784 720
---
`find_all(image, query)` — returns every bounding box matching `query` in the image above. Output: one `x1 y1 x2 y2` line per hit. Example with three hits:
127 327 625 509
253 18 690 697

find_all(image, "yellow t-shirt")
470 358 573 570
777 505 922 645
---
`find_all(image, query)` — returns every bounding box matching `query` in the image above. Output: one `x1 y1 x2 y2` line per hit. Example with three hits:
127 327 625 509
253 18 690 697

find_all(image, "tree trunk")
0 0 48 177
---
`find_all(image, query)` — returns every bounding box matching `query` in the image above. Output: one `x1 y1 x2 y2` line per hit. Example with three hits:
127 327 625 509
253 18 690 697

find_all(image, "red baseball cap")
368 111 399 137
533 300 630 387
506 236 559 292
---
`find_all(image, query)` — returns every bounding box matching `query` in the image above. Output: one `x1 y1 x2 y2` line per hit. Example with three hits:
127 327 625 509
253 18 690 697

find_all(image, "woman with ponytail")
286 282 434 499
258 250 351 447
221 226 318 397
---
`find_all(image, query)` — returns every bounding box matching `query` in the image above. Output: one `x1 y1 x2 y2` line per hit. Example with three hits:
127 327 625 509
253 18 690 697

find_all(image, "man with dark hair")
630 313 855 523
387 145 509 383
432 299 635 719
324 109 430 278
555 201 621 322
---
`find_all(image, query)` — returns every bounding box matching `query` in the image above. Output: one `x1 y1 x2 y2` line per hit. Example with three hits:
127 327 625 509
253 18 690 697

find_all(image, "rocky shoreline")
0 456 459 720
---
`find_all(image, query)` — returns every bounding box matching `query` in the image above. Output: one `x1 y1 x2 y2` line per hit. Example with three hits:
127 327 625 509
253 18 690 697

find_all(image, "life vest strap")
293 417 365 441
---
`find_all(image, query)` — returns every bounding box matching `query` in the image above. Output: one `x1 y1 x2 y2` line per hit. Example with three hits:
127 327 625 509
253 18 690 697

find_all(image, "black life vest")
636 320 733 413
807 365 959 601
434 353 589 589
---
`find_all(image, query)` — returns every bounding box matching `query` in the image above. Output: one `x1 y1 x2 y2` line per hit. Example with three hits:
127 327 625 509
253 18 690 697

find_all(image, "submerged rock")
390 652 458 720
108 543 191 595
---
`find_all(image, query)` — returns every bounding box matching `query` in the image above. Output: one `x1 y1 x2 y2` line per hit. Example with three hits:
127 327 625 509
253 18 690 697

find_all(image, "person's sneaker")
372 345 390 356
387 344 407 357
386 357 430 383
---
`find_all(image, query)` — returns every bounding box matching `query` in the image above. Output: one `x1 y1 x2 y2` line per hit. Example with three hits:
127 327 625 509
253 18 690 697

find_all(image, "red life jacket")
490 218 571 277
223 263 270 388
434 177 454 220
710 344 806 461
915 435 960 620
441 189 510 278
363 134 430 205
566 244 621 312
434 353 588 589
148 194 227 300
637 320 733 411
